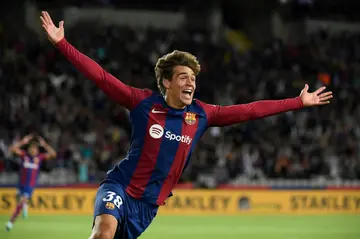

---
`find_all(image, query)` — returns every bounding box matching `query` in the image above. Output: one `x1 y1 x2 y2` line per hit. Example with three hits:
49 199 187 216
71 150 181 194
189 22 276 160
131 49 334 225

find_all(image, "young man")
40 11 333 239
5 135 57 231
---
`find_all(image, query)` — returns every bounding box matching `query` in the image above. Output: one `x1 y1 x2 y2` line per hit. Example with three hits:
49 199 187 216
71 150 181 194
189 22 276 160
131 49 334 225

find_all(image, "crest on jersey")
185 112 196 125
105 202 115 210
33 157 39 164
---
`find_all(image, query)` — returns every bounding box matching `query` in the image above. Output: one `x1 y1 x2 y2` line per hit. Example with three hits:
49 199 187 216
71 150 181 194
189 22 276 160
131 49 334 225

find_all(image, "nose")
186 78 194 86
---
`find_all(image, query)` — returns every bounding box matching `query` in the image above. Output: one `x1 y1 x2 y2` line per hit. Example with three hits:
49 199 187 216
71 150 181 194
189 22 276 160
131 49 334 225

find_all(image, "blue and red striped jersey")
107 93 212 205
56 38 303 205
19 151 45 188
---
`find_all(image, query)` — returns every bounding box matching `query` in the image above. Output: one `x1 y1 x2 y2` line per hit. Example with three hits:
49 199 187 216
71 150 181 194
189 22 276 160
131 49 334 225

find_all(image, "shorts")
17 185 34 198
93 182 158 239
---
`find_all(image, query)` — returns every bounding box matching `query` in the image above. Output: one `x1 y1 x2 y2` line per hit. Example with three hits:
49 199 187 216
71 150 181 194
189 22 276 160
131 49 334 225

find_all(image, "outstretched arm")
38 137 57 160
9 135 33 156
199 85 333 127
40 11 151 110
199 97 303 126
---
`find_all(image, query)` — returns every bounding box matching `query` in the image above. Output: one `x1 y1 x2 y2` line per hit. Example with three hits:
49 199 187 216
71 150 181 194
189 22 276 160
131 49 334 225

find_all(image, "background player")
40 11 333 239
5 134 57 231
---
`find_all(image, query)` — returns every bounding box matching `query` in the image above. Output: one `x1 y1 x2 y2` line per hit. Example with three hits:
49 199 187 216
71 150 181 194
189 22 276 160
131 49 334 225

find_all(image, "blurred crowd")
0 20 360 186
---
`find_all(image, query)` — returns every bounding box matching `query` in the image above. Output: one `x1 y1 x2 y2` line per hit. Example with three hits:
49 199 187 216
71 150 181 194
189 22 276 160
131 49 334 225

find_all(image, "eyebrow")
177 72 195 77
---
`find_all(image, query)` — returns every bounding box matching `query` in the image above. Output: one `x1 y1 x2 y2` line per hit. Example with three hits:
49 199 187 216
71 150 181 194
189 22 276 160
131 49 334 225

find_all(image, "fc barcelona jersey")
55 38 304 206
19 151 45 188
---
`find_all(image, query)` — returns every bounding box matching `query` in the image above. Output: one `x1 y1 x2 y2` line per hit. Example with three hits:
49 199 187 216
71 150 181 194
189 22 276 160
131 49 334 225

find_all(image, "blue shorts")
17 185 34 198
93 182 158 239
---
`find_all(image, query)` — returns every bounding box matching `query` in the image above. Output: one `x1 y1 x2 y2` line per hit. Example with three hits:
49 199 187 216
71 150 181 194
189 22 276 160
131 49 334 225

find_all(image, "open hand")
299 84 333 107
40 11 64 45
22 134 33 144
38 136 47 146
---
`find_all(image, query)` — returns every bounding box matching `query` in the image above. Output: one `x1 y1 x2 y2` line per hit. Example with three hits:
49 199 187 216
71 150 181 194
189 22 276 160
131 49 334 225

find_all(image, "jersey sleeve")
55 38 152 110
19 150 26 158
197 97 303 127
38 153 47 161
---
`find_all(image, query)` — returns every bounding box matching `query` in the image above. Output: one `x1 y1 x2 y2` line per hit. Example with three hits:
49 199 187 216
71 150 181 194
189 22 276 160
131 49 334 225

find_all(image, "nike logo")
152 109 166 114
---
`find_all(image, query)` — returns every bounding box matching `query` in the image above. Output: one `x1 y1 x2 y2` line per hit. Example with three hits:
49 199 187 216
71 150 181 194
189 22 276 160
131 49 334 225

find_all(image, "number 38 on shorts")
102 191 123 210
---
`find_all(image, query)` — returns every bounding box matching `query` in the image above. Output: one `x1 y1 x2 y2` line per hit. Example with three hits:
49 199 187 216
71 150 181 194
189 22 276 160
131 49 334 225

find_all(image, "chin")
181 99 193 106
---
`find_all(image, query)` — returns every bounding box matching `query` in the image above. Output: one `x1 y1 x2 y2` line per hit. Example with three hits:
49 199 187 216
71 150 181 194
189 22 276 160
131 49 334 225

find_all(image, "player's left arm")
38 137 57 160
199 85 333 126
9 134 33 156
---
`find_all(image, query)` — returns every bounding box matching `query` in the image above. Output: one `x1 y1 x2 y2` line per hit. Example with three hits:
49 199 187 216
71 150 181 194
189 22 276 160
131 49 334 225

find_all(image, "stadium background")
0 0 360 238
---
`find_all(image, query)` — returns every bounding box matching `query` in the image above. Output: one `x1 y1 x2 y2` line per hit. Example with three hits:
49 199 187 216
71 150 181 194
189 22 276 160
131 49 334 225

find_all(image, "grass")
0 214 359 239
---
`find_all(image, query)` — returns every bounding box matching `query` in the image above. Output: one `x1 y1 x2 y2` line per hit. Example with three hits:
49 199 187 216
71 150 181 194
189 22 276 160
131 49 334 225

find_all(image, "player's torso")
21 154 41 170
130 95 207 172
20 154 42 186
108 94 208 204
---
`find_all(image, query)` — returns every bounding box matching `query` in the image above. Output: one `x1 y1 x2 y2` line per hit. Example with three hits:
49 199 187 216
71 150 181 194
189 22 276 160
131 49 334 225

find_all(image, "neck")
164 94 186 109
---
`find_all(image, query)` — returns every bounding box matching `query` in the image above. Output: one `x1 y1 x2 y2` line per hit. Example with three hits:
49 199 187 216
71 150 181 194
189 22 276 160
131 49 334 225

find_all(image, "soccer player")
40 11 333 239
5 134 57 231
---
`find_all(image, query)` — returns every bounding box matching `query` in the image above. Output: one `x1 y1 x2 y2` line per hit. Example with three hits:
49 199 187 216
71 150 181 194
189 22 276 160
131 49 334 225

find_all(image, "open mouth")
182 89 193 97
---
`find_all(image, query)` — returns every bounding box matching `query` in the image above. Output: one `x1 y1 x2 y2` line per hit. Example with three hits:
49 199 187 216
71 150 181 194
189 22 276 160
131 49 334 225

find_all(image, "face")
163 65 196 108
28 144 39 156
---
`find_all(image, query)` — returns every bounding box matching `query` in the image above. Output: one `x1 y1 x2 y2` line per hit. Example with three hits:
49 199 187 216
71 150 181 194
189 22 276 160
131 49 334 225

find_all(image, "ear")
163 78 171 90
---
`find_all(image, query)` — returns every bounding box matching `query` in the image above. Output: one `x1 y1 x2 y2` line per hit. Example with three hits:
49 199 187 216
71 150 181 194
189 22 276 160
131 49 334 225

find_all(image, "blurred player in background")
5 134 57 231
40 11 333 239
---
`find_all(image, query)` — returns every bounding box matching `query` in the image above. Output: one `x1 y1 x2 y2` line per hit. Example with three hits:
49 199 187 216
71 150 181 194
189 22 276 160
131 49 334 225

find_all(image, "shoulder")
134 88 155 100
140 88 155 95
192 99 216 113
130 88 157 108
193 99 207 108
131 90 163 110
138 90 162 104
188 99 214 117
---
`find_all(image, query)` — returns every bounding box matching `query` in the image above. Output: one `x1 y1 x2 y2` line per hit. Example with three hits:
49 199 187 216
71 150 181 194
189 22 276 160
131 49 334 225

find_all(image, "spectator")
1 21 359 187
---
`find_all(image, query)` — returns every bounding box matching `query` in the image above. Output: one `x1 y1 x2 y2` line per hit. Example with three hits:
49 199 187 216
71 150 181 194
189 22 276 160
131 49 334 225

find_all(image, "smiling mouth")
182 89 193 97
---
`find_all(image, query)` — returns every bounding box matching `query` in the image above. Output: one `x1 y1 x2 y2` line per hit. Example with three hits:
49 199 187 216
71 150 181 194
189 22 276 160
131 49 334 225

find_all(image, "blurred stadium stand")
0 0 360 188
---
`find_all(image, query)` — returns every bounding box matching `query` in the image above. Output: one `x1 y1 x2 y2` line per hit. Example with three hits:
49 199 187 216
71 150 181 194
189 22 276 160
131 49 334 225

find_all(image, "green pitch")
0 215 359 239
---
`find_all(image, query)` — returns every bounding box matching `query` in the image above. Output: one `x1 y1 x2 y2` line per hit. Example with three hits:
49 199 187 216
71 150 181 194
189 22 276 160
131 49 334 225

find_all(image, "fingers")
40 16 46 25
319 91 332 99
40 11 49 25
314 86 326 95
303 84 309 92
320 95 333 101
319 91 332 97
24 135 32 140
317 91 332 105
40 15 49 31
319 90 333 102
44 11 54 25
59 21 64 29
40 11 54 26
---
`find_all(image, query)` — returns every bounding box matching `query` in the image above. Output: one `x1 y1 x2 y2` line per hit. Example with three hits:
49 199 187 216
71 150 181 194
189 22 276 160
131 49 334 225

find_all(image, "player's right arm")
38 137 57 160
9 135 32 156
40 11 150 110
197 85 332 127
